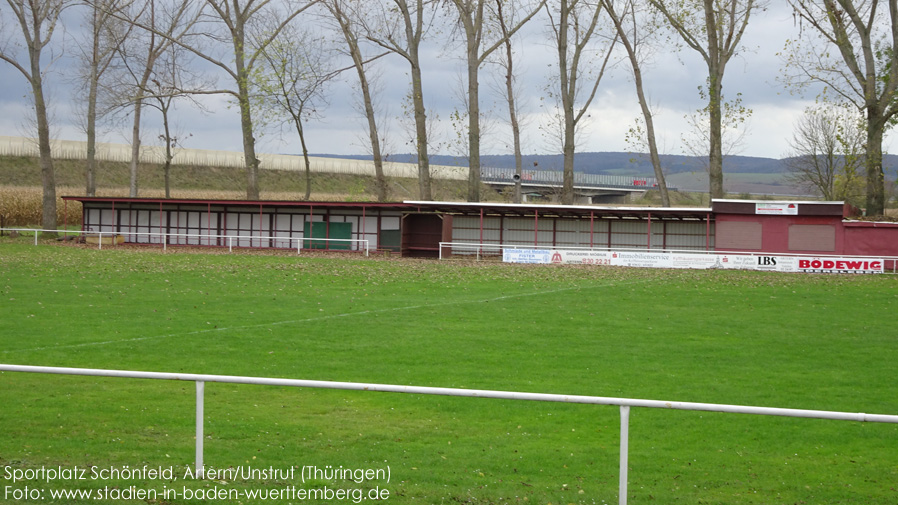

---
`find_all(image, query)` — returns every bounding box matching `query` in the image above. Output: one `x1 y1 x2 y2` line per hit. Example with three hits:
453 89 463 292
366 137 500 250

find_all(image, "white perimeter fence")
0 364 896 505
0 228 370 256
0 228 369 255
0 135 467 180
440 241 898 274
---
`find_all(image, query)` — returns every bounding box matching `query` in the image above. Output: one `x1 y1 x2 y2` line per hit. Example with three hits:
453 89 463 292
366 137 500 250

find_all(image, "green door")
303 222 352 250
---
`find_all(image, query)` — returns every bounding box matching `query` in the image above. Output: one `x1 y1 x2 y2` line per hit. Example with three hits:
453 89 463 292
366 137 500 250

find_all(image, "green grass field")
1 241 896 504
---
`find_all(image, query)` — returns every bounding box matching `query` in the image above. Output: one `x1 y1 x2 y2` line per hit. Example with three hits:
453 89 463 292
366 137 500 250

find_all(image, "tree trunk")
162 109 172 198
605 0 670 206
466 41 482 203
505 57 523 204
865 109 886 216
355 59 387 202
294 117 312 201
707 72 725 199
497 1 522 204
704 0 724 200
129 98 143 198
558 1 575 205
85 3 102 198
86 76 98 197
33 77 57 234
561 107 575 205
410 59 432 201
130 54 156 198
636 79 669 207
237 88 261 201
234 40 261 201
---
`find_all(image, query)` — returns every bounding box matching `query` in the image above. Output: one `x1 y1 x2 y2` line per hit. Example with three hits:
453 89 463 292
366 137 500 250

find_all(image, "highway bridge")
480 167 667 204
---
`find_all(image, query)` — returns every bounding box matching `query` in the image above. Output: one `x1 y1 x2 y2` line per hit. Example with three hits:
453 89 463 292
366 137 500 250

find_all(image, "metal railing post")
620 405 630 505
196 380 204 478
98 232 103 250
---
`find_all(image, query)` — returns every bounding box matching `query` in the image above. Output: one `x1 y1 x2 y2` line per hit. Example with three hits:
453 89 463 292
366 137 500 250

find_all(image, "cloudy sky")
0 2 892 161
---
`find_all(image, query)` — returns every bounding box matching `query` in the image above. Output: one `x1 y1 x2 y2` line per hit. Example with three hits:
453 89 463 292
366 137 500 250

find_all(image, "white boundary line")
2 279 649 354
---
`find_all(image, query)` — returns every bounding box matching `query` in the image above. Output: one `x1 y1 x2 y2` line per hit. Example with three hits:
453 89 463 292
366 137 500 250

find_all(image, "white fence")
0 364 896 505
0 228 370 255
0 135 467 180
440 241 898 274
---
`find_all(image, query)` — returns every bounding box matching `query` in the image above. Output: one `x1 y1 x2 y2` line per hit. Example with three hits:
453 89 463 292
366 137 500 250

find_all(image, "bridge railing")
480 166 659 189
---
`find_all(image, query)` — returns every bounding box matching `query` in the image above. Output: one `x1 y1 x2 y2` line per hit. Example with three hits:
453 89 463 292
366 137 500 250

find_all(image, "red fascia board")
62 196 416 210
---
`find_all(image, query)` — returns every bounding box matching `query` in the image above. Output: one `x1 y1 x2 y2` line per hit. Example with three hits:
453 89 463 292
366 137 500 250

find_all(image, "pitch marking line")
4 279 647 354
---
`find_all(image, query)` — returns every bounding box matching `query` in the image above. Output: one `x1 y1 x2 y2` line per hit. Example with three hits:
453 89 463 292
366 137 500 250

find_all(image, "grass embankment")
0 243 896 504
0 156 475 227
0 155 719 228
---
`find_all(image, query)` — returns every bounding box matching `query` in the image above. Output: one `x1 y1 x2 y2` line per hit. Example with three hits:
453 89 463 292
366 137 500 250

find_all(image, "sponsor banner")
502 249 883 274
796 257 883 274
502 248 552 264
756 202 799 215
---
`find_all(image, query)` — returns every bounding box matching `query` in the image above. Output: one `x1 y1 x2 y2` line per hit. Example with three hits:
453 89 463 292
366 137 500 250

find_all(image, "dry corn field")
0 186 82 227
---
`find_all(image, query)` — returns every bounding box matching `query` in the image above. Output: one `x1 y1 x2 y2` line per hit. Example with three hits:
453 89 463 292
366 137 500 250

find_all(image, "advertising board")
755 202 799 215
502 249 884 274
502 249 552 264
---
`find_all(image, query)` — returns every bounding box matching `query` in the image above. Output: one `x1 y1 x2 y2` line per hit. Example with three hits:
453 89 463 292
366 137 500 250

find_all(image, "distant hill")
316 151 898 179
313 152 789 175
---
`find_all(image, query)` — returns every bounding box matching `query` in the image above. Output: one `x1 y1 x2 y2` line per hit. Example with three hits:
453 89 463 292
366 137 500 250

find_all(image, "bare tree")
361 0 436 200
784 104 865 204
492 0 527 204
604 0 670 206
649 0 763 200
120 0 320 200
546 0 617 205
253 26 336 201
0 0 70 234
786 0 898 216
324 0 388 201
679 88 751 173
111 0 198 197
144 41 209 198
448 0 546 202
76 0 131 197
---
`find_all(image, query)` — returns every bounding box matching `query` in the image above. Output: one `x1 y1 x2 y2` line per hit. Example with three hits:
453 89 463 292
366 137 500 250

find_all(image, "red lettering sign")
798 257 883 273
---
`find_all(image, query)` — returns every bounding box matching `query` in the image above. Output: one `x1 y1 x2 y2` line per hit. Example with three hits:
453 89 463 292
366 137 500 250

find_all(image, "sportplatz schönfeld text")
4 464 390 484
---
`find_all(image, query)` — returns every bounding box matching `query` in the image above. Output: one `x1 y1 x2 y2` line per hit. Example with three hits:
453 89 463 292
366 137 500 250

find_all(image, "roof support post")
534 210 539 246
480 209 484 258
159 201 163 248
706 213 711 251
590 212 594 248
647 213 652 250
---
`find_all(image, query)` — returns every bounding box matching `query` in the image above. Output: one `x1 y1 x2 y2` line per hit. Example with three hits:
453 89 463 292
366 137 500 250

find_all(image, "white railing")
439 241 898 273
0 364 895 505
0 228 370 256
